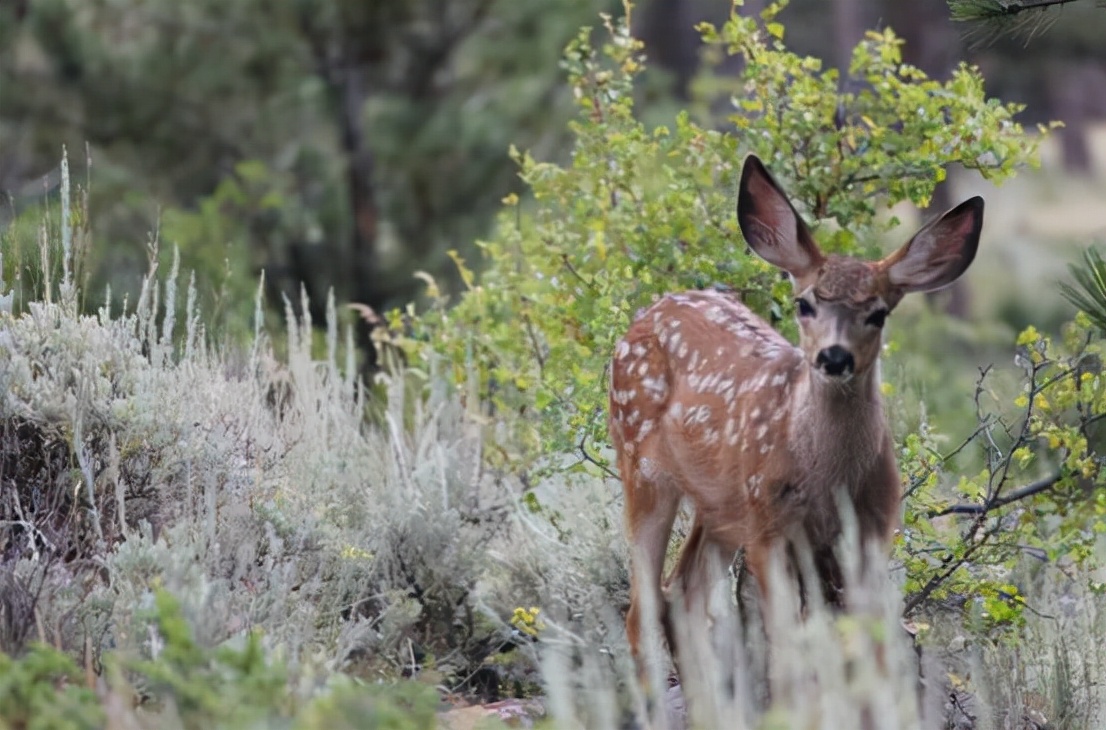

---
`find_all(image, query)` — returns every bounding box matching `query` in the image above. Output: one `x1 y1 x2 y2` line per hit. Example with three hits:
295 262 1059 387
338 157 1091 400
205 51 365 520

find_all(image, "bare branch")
927 472 1063 517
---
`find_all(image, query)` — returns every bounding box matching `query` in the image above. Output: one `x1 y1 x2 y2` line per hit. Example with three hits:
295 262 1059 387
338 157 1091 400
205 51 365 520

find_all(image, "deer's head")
736 156 984 381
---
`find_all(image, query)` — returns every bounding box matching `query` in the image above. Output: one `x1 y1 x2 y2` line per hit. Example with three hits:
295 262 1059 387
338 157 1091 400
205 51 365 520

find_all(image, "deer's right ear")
878 196 984 295
737 155 824 279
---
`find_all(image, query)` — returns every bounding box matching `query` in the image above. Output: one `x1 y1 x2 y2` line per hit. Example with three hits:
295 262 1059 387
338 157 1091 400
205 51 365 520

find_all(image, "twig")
574 427 618 480
927 472 1062 517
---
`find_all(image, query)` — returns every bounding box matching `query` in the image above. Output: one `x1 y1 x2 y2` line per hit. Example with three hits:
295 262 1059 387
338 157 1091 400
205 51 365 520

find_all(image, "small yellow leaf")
1016 325 1040 346
593 230 607 261
447 249 475 289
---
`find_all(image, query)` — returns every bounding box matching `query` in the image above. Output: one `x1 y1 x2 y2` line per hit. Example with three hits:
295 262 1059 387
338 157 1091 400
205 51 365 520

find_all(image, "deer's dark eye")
796 298 816 318
865 308 889 328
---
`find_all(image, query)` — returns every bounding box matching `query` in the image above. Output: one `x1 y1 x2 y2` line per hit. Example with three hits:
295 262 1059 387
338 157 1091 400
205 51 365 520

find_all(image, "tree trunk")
885 1 972 317
637 0 700 99
832 0 865 71
1046 60 1096 174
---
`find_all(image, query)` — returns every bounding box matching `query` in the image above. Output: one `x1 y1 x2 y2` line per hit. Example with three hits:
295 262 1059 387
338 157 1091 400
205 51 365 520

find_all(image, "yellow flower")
1016 326 1040 347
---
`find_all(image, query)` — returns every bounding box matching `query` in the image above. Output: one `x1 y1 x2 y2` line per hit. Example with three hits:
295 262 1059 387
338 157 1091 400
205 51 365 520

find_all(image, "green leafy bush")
402 0 1104 641
408 3 1040 464
898 312 1105 626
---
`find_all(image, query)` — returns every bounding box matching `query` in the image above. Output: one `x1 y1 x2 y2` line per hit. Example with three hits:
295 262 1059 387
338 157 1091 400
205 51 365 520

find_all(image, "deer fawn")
608 155 983 675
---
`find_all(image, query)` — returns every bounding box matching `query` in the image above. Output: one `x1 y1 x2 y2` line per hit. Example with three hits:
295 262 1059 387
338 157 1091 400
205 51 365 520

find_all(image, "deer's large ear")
878 197 984 294
737 155 825 279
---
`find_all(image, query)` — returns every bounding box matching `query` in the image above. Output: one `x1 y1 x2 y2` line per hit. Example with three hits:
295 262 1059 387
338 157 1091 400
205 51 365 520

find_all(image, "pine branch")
950 0 1086 21
1060 247 1106 335
947 0 1096 46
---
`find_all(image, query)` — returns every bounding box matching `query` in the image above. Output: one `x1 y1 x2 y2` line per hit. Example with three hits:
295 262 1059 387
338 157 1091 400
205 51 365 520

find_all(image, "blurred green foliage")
0 593 445 729
0 0 620 339
0 645 103 730
125 591 294 728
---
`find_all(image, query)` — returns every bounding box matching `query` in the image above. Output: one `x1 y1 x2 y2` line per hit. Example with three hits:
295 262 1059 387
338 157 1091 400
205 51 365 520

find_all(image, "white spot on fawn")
613 389 637 405
642 376 668 401
696 372 722 393
616 341 631 360
716 378 736 402
684 405 712 425
637 419 655 442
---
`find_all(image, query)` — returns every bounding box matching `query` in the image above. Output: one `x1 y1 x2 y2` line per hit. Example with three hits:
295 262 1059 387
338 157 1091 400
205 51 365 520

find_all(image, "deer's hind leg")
664 515 745 710
620 445 682 676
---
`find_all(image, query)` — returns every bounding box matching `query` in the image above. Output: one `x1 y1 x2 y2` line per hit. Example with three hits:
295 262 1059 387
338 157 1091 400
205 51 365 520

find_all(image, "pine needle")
947 0 1086 46
1059 247 1106 335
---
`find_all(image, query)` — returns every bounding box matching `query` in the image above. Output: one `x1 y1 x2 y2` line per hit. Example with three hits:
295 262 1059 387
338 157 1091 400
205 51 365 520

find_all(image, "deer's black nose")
816 345 855 377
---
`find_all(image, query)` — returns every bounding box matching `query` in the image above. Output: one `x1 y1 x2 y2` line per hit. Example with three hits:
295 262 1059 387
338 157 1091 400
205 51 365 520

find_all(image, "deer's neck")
787 363 887 490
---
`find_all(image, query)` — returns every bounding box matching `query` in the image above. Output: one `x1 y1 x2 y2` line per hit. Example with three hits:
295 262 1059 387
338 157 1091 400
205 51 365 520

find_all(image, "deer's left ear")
878 197 984 294
737 155 826 280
